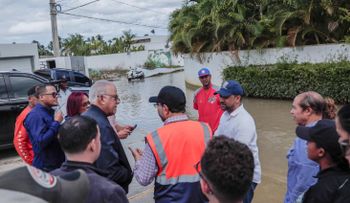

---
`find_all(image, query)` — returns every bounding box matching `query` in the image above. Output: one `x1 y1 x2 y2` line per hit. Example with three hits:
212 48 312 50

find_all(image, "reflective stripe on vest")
150 122 211 185
200 122 211 145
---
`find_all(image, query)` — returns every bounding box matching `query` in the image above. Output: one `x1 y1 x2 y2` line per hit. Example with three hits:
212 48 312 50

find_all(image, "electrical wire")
62 0 100 12
58 11 168 29
108 0 168 15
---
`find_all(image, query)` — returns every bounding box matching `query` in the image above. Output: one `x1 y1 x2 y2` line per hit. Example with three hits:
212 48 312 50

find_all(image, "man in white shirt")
57 77 71 117
214 80 261 203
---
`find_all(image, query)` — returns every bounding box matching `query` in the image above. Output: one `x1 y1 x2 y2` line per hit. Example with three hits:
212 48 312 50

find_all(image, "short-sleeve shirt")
193 85 223 132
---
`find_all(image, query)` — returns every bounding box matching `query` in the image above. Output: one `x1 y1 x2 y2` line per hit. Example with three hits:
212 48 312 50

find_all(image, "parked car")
0 71 50 149
0 70 90 149
34 68 92 87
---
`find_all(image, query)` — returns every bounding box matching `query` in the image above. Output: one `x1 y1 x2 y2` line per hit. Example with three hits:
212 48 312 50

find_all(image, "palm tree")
169 0 350 54
271 0 350 46
122 30 136 52
61 34 89 56
32 40 53 56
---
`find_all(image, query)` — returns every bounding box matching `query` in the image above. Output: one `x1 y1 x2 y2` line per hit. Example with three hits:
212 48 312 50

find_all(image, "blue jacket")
285 137 319 203
83 105 133 193
51 161 129 203
24 103 65 171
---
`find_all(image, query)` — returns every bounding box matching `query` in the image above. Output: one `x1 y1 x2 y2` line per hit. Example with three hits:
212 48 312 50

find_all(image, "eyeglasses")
82 101 90 107
199 75 209 79
101 94 120 102
41 92 58 98
153 103 162 108
339 139 350 155
194 161 216 195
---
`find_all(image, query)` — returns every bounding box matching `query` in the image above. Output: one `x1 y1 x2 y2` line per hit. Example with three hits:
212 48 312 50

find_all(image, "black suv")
0 71 51 149
34 68 92 87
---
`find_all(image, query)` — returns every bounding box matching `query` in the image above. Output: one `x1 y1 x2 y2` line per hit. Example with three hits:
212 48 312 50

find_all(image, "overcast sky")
0 0 184 46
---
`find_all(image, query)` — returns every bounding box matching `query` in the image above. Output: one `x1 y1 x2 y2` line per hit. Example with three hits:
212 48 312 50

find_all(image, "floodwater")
114 71 296 203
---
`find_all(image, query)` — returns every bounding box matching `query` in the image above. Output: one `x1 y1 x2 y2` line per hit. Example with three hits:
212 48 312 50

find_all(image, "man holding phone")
83 80 133 193
130 86 212 203
108 114 136 139
24 84 64 172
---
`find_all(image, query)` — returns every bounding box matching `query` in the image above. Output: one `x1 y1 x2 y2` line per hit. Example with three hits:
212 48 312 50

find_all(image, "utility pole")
50 0 60 57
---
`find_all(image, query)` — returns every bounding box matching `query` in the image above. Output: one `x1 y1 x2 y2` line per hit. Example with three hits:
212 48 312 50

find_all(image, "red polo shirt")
193 85 223 132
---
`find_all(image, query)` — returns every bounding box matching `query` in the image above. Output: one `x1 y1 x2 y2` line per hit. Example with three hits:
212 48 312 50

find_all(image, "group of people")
285 91 350 203
6 67 350 203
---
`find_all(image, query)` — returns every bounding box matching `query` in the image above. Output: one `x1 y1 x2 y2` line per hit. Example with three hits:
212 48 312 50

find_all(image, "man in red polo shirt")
193 68 223 133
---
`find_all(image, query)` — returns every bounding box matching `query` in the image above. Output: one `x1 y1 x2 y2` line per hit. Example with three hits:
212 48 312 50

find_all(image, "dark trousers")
243 182 258 203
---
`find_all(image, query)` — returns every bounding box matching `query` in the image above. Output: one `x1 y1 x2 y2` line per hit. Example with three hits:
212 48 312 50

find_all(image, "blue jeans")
243 182 258 203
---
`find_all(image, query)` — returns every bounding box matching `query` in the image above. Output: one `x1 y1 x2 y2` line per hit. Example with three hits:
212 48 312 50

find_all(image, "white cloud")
0 0 183 44
9 21 51 34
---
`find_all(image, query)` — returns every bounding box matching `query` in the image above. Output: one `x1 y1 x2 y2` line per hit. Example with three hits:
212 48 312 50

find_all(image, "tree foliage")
34 30 145 56
169 0 350 54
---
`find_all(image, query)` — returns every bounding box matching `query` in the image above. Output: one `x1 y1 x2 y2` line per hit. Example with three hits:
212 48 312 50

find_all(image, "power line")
62 0 100 12
109 0 168 15
58 11 168 29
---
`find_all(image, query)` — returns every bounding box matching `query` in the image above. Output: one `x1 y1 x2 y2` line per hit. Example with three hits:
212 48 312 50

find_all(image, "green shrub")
144 56 166 70
223 61 350 103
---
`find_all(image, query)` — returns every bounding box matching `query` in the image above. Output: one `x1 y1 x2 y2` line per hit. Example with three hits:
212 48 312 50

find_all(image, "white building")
131 35 170 51
0 43 39 73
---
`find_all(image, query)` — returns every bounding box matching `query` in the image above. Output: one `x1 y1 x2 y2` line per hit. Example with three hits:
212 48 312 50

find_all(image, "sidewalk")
142 67 183 78
128 187 154 203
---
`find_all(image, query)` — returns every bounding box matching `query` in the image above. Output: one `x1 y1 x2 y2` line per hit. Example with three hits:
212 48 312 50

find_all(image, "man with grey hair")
285 91 326 203
83 80 133 193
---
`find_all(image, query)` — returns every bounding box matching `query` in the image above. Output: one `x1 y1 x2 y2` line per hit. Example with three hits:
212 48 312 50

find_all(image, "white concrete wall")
172 54 184 66
85 51 149 70
0 43 39 72
184 43 350 87
55 57 72 69
85 51 184 70
132 35 169 51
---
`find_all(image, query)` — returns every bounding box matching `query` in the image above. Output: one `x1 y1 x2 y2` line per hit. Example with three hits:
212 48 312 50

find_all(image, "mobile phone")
132 124 137 130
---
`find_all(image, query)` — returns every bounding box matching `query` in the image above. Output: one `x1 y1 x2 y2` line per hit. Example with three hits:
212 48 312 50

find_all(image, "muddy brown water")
114 71 295 202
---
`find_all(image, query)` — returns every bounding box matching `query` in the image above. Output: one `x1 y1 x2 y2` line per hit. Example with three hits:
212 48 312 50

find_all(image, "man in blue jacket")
52 115 129 203
24 84 64 172
285 91 325 203
83 80 133 193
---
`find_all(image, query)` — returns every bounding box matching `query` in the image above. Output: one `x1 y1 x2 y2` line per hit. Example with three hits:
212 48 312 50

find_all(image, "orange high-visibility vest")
146 120 212 185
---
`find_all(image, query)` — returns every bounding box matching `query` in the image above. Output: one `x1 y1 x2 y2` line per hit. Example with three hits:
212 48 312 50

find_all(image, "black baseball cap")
149 86 186 112
0 165 89 203
296 119 341 158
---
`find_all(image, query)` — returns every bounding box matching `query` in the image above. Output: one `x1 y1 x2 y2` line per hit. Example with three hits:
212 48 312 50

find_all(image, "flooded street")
115 71 295 202
0 71 296 202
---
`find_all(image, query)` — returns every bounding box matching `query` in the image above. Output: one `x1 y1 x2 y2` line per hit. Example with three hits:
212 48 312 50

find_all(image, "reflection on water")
113 71 296 202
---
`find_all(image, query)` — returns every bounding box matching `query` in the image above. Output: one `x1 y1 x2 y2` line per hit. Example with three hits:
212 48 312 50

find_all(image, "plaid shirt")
134 114 189 186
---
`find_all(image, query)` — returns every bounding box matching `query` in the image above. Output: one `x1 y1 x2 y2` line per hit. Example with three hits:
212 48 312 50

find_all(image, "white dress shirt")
215 104 261 184
58 88 71 117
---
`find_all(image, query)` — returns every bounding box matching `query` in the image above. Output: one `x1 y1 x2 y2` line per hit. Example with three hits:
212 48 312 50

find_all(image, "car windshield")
35 70 51 80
